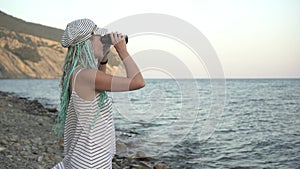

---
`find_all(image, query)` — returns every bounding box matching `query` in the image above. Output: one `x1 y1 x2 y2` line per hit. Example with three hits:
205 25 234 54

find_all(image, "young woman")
52 19 145 169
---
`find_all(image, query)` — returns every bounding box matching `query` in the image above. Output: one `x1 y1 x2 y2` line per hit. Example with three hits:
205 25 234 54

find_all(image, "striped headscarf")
61 18 107 47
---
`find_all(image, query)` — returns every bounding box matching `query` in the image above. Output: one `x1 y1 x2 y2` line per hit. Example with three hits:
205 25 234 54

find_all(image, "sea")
0 79 299 168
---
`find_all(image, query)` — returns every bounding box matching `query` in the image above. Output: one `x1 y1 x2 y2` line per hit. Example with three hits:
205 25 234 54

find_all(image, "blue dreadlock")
52 40 107 140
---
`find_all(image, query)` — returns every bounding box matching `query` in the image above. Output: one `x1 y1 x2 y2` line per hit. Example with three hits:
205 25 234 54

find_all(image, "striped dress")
53 69 116 169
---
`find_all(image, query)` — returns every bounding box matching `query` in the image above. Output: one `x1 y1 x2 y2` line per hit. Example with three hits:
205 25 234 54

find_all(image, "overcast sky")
1 0 300 78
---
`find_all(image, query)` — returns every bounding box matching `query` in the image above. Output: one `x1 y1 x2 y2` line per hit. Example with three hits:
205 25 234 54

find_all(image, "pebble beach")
0 91 171 169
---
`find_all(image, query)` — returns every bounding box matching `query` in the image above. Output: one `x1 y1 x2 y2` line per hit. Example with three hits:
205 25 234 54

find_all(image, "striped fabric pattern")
53 71 115 169
61 19 107 48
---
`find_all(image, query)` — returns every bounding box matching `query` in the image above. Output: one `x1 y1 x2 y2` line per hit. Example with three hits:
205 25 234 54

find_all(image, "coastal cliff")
0 11 125 79
0 27 65 78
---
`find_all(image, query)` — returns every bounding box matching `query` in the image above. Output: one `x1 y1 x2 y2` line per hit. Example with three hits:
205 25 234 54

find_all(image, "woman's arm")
83 33 145 92
98 43 110 72
94 58 145 92
98 55 108 72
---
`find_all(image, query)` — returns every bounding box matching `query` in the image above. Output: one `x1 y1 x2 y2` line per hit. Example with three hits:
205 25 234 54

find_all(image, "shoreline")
0 91 171 169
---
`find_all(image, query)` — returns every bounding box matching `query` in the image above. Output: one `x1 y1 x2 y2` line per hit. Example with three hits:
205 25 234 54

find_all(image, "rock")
139 161 152 169
46 107 58 113
20 150 31 156
129 130 140 135
37 155 43 162
37 117 45 126
154 162 168 169
31 146 39 154
23 145 31 151
126 141 135 148
134 156 156 162
178 154 188 158
130 164 140 169
112 162 121 169
32 163 44 169
43 155 50 161
31 137 42 145
10 134 18 142
116 140 127 154
46 147 55 154
135 151 146 158
0 139 8 145
0 146 6 152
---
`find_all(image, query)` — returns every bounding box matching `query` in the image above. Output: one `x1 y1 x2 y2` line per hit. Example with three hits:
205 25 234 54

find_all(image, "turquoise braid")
52 40 107 140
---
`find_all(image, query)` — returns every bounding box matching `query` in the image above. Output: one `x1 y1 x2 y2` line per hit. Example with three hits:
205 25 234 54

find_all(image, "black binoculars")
101 34 128 45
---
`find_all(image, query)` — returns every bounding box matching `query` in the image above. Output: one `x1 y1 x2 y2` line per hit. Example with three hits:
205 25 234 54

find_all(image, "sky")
1 0 300 78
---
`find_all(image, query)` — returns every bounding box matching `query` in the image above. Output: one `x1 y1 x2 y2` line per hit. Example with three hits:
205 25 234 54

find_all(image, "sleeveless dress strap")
72 69 84 91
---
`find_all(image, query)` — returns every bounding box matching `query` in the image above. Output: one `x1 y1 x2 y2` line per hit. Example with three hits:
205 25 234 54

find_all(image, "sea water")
0 79 299 168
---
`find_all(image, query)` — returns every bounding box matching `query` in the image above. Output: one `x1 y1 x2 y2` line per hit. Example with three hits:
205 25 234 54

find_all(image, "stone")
130 164 140 169
20 150 31 156
37 155 43 162
24 145 31 151
126 141 135 148
31 146 39 154
154 162 168 169
134 157 156 162
116 140 127 154
178 154 188 158
0 146 6 152
31 137 42 145
46 107 58 113
10 135 18 142
135 151 146 158
112 162 121 169
139 161 152 169
0 139 8 145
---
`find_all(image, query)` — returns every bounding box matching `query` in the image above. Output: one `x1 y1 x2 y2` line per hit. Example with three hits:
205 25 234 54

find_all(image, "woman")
52 19 145 169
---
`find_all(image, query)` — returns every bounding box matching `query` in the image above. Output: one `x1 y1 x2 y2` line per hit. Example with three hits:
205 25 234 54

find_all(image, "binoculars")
101 34 128 45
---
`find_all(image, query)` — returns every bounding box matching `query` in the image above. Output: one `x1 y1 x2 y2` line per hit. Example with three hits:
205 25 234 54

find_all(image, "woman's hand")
85 32 145 92
110 32 129 59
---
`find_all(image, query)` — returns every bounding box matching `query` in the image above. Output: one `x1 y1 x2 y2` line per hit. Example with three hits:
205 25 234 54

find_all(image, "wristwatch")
100 59 108 65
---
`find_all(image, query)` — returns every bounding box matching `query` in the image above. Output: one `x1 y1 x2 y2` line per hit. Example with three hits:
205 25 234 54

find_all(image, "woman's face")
91 35 103 60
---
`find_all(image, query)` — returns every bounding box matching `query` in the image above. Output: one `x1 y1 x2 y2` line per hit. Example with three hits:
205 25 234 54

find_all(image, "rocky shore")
0 91 171 169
